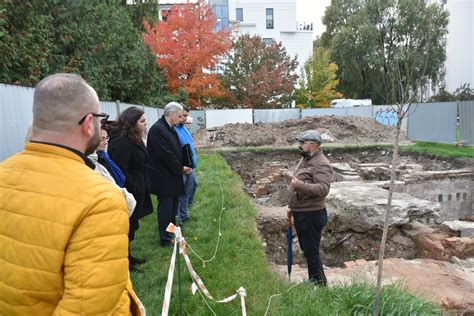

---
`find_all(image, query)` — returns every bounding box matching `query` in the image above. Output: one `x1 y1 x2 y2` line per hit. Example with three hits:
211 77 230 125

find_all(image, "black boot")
129 263 143 273
129 254 147 265
129 248 146 265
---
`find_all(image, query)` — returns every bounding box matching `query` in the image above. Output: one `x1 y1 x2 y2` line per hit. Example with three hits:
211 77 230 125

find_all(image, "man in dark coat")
147 102 192 246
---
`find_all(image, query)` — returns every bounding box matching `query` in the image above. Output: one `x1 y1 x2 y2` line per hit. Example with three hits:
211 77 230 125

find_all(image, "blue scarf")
97 151 126 187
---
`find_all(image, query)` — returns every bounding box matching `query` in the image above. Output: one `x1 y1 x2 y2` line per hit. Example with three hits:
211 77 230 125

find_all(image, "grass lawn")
400 141 474 158
130 151 440 315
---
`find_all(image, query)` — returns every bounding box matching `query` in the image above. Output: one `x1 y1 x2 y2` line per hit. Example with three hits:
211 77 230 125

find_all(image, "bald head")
33 73 99 133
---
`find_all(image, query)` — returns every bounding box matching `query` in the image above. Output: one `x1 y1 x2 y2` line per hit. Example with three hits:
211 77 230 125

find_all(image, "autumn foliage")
222 35 298 108
143 0 231 107
295 47 343 108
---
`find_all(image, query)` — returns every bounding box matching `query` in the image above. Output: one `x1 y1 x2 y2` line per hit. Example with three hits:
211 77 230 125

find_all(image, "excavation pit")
221 147 473 268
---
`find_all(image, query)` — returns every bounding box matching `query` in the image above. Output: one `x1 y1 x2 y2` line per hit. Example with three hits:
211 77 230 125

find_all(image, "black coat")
147 116 184 197
108 134 153 219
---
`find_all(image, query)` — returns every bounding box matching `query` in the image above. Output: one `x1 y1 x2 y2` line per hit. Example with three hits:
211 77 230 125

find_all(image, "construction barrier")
161 223 247 316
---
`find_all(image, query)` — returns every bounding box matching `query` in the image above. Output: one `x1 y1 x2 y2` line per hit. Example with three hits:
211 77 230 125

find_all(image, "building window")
262 38 273 45
161 9 171 22
212 4 229 31
236 8 243 22
266 8 273 29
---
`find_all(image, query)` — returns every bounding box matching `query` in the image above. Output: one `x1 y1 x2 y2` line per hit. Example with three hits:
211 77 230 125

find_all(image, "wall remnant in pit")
397 169 474 221
222 148 474 268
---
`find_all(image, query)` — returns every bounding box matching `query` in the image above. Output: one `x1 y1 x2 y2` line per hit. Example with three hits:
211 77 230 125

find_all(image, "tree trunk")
373 116 402 316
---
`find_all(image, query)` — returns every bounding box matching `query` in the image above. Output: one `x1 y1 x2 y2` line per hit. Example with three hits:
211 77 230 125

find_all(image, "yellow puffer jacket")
0 142 142 315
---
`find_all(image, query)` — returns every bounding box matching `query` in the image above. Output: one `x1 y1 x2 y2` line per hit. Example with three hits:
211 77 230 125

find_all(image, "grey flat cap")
295 130 322 144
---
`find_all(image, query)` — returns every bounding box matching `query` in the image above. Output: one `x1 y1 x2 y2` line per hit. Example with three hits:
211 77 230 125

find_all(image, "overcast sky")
296 0 331 38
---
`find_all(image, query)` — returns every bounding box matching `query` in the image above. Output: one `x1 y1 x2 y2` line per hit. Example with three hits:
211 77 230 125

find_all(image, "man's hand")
290 176 300 190
287 208 292 219
183 166 192 174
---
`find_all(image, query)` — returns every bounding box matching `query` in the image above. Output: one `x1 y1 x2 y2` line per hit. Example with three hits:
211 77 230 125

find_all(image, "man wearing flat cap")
288 129 332 286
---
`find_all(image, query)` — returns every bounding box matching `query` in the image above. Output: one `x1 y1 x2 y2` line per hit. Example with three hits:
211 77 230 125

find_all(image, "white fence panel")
0 84 34 161
100 101 118 120
119 102 140 113
188 110 206 134
254 109 300 123
144 106 159 126
205 109 253 128
346 106 373 118
302 108 347 117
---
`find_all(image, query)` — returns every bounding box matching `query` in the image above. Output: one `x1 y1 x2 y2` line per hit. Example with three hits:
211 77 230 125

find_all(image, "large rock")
326 182 440 232
355 163 391 180
441 220 474 237
442 237 474 258
411 232 451 260
401 221 474 260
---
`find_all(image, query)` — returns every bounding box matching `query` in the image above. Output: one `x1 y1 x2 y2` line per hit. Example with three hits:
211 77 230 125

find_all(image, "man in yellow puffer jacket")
0 74 143 315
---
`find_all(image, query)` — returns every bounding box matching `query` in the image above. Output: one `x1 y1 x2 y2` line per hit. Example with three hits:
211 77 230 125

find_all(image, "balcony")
296 21 313 31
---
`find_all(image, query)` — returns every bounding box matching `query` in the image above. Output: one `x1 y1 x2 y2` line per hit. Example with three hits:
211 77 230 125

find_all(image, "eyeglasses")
78 112 109 125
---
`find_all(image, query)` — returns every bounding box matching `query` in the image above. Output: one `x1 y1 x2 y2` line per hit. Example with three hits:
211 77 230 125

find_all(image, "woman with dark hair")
108 106 152 273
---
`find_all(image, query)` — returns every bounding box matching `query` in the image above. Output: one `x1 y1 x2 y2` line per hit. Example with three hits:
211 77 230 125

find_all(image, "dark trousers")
293 209 328 286
157 196 179 243
129 210 140 242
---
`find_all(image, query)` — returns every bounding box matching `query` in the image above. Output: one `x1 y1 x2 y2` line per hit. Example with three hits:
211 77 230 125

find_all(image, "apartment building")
158 0 314 72
219 0 313 71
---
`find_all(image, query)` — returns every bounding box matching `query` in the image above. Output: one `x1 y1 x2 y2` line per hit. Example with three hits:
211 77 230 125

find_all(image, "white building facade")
225 0 313 72
158 0 313 73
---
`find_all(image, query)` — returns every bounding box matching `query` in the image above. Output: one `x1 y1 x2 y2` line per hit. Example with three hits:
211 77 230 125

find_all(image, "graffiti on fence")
374 108 398 126
197 115 206 130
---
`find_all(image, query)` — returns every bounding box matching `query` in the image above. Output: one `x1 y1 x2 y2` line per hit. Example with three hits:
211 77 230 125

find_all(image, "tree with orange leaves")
143 0 231 108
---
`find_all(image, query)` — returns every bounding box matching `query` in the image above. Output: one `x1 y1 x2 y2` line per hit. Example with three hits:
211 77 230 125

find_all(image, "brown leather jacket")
288 150 332 212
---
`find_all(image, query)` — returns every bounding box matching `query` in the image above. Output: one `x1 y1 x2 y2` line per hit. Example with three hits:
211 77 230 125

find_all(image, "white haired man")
147 102 192 247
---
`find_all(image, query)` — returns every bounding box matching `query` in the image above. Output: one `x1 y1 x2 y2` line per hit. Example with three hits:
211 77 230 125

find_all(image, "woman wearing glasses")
108 107 152 273
88 125 136 216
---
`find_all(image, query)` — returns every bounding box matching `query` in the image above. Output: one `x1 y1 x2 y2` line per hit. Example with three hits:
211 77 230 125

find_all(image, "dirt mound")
194 116 409 148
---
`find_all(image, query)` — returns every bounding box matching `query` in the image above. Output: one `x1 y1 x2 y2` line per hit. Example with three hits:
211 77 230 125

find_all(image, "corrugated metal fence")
406 102 458 144
459 101 474 146
1 83 473 161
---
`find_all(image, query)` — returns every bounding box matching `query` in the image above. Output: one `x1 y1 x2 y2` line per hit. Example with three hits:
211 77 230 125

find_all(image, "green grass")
130 152 440 315
401 141 474 158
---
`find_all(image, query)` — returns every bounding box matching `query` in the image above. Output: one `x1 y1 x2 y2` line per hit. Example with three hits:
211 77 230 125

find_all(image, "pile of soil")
194 116 409 148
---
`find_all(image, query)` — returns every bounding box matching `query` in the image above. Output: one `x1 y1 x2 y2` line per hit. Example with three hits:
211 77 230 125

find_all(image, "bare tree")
369 1 449 315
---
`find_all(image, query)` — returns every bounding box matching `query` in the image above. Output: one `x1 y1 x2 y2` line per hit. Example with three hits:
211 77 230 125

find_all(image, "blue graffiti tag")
374 108 398 126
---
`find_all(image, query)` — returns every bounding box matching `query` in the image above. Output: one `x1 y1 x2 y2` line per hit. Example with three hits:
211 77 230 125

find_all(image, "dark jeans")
157 196 179 243
178 171 197 221
293 209 328 286
188 171 198 206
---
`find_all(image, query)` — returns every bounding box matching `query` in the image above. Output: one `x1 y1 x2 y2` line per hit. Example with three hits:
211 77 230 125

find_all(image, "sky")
296 0 331 38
